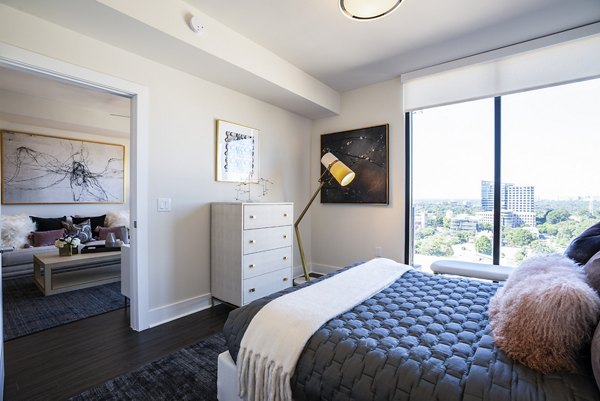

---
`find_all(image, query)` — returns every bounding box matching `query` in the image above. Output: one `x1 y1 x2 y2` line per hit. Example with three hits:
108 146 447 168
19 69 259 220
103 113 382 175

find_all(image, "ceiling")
0 66 131 138
1 0 599 119
189 0 600 92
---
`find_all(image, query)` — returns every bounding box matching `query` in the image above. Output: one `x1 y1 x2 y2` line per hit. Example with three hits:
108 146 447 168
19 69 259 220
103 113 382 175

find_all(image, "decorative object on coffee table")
55 236 81 256
105 232 117 247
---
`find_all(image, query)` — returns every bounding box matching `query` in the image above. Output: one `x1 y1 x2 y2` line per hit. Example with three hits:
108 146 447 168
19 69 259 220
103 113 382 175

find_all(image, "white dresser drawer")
243 226 292 254
243 268 292 305
243 247 292 279
244 204 293 229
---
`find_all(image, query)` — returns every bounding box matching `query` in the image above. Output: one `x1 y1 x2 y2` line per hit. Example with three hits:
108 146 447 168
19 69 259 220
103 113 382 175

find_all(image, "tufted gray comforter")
223 267 600 401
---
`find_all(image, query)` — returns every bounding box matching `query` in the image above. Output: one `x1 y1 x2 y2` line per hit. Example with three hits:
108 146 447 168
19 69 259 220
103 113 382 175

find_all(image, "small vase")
59 246 72 256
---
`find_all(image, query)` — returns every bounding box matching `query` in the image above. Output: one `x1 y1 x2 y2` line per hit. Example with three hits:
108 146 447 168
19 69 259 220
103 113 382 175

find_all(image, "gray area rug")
70 332 227 401
3 277 124 341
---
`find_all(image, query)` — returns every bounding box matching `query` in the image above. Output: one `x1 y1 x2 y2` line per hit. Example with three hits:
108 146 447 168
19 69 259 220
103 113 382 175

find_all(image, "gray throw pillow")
585 250 600 295
62 219 93 243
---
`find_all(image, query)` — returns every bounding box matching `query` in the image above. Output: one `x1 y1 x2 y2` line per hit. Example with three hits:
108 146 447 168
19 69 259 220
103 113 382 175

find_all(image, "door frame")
0 43 150 331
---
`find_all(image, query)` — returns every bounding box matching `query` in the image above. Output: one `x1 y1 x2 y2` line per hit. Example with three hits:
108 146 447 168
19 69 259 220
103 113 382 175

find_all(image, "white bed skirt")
218 351 243 401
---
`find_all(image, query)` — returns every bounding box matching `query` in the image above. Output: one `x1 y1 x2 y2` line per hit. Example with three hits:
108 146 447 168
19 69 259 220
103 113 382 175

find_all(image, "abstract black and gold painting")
321 124 388 204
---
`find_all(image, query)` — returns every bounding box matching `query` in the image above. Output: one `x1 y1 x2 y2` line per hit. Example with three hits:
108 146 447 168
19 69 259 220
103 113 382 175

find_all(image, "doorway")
0 43 150 393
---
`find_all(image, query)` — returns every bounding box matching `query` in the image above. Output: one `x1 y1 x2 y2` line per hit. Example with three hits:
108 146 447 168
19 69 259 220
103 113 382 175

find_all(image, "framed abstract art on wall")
321 124 389 204
1 130 125 204
215 119 260 183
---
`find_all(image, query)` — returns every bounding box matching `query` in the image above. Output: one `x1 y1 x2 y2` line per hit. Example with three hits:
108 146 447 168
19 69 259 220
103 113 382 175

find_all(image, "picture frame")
215 119 260 183
1 130 125 204
321 124 389 204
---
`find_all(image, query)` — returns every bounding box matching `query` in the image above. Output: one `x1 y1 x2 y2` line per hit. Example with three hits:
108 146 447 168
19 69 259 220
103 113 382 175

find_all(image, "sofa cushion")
2 245 55 266
63 220 93 243
72 215 106 233
32 229 65 247
30 216 66 232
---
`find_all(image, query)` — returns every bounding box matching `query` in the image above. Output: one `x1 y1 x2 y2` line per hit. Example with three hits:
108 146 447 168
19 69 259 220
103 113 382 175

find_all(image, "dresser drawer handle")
249 215 256 219
283 277 288 282
249 288 256 293
249 240 256 244
283 213 288 217
283 256 288 261
249 264 256 269
283 235 287 239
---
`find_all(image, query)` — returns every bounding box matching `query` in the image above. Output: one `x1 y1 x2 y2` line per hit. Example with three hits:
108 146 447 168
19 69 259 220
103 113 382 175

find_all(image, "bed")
219 259 600 401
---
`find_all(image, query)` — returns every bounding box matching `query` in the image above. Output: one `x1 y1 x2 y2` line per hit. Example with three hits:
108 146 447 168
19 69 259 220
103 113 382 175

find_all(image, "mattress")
223 267 600 401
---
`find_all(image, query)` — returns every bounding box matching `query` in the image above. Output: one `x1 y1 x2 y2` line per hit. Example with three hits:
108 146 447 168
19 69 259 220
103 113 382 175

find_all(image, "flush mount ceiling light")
340 0 403 20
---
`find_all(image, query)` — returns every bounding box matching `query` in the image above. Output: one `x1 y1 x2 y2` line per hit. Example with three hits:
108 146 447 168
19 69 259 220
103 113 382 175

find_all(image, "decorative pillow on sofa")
97 226 129 244
62 219 93 243
489 254 600 373
1 214 36 248
32 228 65 247
30 216 66 232
105 210 130 228
565 221 600 265
72 215 106 233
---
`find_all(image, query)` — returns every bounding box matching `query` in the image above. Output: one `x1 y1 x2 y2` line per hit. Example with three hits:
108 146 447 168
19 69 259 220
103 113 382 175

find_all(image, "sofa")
1 212 129 279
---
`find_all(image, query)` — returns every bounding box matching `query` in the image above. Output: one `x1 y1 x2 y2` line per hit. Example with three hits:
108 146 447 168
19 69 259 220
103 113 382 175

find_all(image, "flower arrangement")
55 235 81 248
55 235 81 256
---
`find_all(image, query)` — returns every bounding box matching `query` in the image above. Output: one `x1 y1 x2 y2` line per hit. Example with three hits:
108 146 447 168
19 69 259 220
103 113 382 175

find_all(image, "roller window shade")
403 29 600 111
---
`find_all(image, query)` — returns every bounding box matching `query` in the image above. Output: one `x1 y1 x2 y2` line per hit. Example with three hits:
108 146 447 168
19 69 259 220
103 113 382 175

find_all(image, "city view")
413 180 599 269
411 78 600 271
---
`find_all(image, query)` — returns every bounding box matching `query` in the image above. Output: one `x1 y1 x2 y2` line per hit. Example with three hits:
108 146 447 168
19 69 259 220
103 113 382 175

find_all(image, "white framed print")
215 120 259 183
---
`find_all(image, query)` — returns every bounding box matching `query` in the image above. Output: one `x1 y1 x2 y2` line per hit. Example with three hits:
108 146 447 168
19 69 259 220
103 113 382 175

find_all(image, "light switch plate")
157 198 172 212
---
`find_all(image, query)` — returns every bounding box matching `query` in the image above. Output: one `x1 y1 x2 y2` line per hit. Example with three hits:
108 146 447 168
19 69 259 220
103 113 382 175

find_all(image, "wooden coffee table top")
34 251 121 268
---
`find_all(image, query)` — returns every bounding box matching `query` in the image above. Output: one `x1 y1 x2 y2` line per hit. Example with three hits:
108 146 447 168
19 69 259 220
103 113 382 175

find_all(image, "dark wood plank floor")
4 303 233 401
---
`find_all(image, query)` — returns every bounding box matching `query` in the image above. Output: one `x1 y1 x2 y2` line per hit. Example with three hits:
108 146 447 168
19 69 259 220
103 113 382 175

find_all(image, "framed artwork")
1 130 125 204
321 124 389 204
216 119 260 182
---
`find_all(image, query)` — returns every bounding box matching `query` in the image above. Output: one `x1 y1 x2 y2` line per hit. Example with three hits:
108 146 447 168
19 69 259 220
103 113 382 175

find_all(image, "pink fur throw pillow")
489 254 600 373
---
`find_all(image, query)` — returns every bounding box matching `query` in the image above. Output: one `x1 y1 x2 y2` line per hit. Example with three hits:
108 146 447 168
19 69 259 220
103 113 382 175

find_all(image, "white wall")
0 121 130 219
0 5 311 321
310 78 405 272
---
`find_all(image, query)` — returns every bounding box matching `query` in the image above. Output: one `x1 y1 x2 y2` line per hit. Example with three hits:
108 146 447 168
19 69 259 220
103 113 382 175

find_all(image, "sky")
412 77 600 201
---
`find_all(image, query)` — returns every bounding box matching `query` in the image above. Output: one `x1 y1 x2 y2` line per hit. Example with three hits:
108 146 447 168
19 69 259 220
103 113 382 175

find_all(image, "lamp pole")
294 169 330 282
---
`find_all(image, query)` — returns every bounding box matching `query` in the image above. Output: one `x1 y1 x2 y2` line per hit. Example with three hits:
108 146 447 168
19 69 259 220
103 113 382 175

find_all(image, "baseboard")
293 263 341 278
310 263 340 275
148 292 212 328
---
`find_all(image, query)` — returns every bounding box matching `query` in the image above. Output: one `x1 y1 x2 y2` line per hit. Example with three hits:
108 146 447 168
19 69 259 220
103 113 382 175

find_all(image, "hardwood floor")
3 303 234 401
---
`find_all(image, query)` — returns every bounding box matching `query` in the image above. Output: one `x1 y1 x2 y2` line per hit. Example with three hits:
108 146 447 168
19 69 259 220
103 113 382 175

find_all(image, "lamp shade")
321 152 355 186
340 0 402 20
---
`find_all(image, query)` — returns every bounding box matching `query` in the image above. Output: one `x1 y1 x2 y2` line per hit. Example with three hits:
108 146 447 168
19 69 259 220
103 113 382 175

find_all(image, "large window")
409 78 600 271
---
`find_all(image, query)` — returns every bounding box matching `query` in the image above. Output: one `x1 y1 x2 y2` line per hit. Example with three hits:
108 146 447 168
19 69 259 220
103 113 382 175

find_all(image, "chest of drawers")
211 202 293 306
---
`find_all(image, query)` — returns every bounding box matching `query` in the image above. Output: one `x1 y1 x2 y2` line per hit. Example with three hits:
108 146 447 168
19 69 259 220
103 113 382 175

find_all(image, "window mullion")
493 97 502 265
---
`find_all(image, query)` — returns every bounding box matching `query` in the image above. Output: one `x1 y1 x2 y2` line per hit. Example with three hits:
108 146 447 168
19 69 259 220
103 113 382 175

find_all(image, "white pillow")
1 214 36 248
105 210 129 228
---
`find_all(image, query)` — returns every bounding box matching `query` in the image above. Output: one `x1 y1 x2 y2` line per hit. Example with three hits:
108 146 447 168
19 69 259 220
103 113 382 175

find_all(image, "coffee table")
33 251 121 296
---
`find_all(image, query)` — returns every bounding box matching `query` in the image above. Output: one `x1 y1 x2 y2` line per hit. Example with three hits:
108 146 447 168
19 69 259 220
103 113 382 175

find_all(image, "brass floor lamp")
294 152 356 283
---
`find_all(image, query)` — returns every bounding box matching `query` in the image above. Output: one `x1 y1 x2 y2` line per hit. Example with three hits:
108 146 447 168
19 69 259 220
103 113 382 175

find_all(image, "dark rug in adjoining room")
70 332 227 401
3 277 125 341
